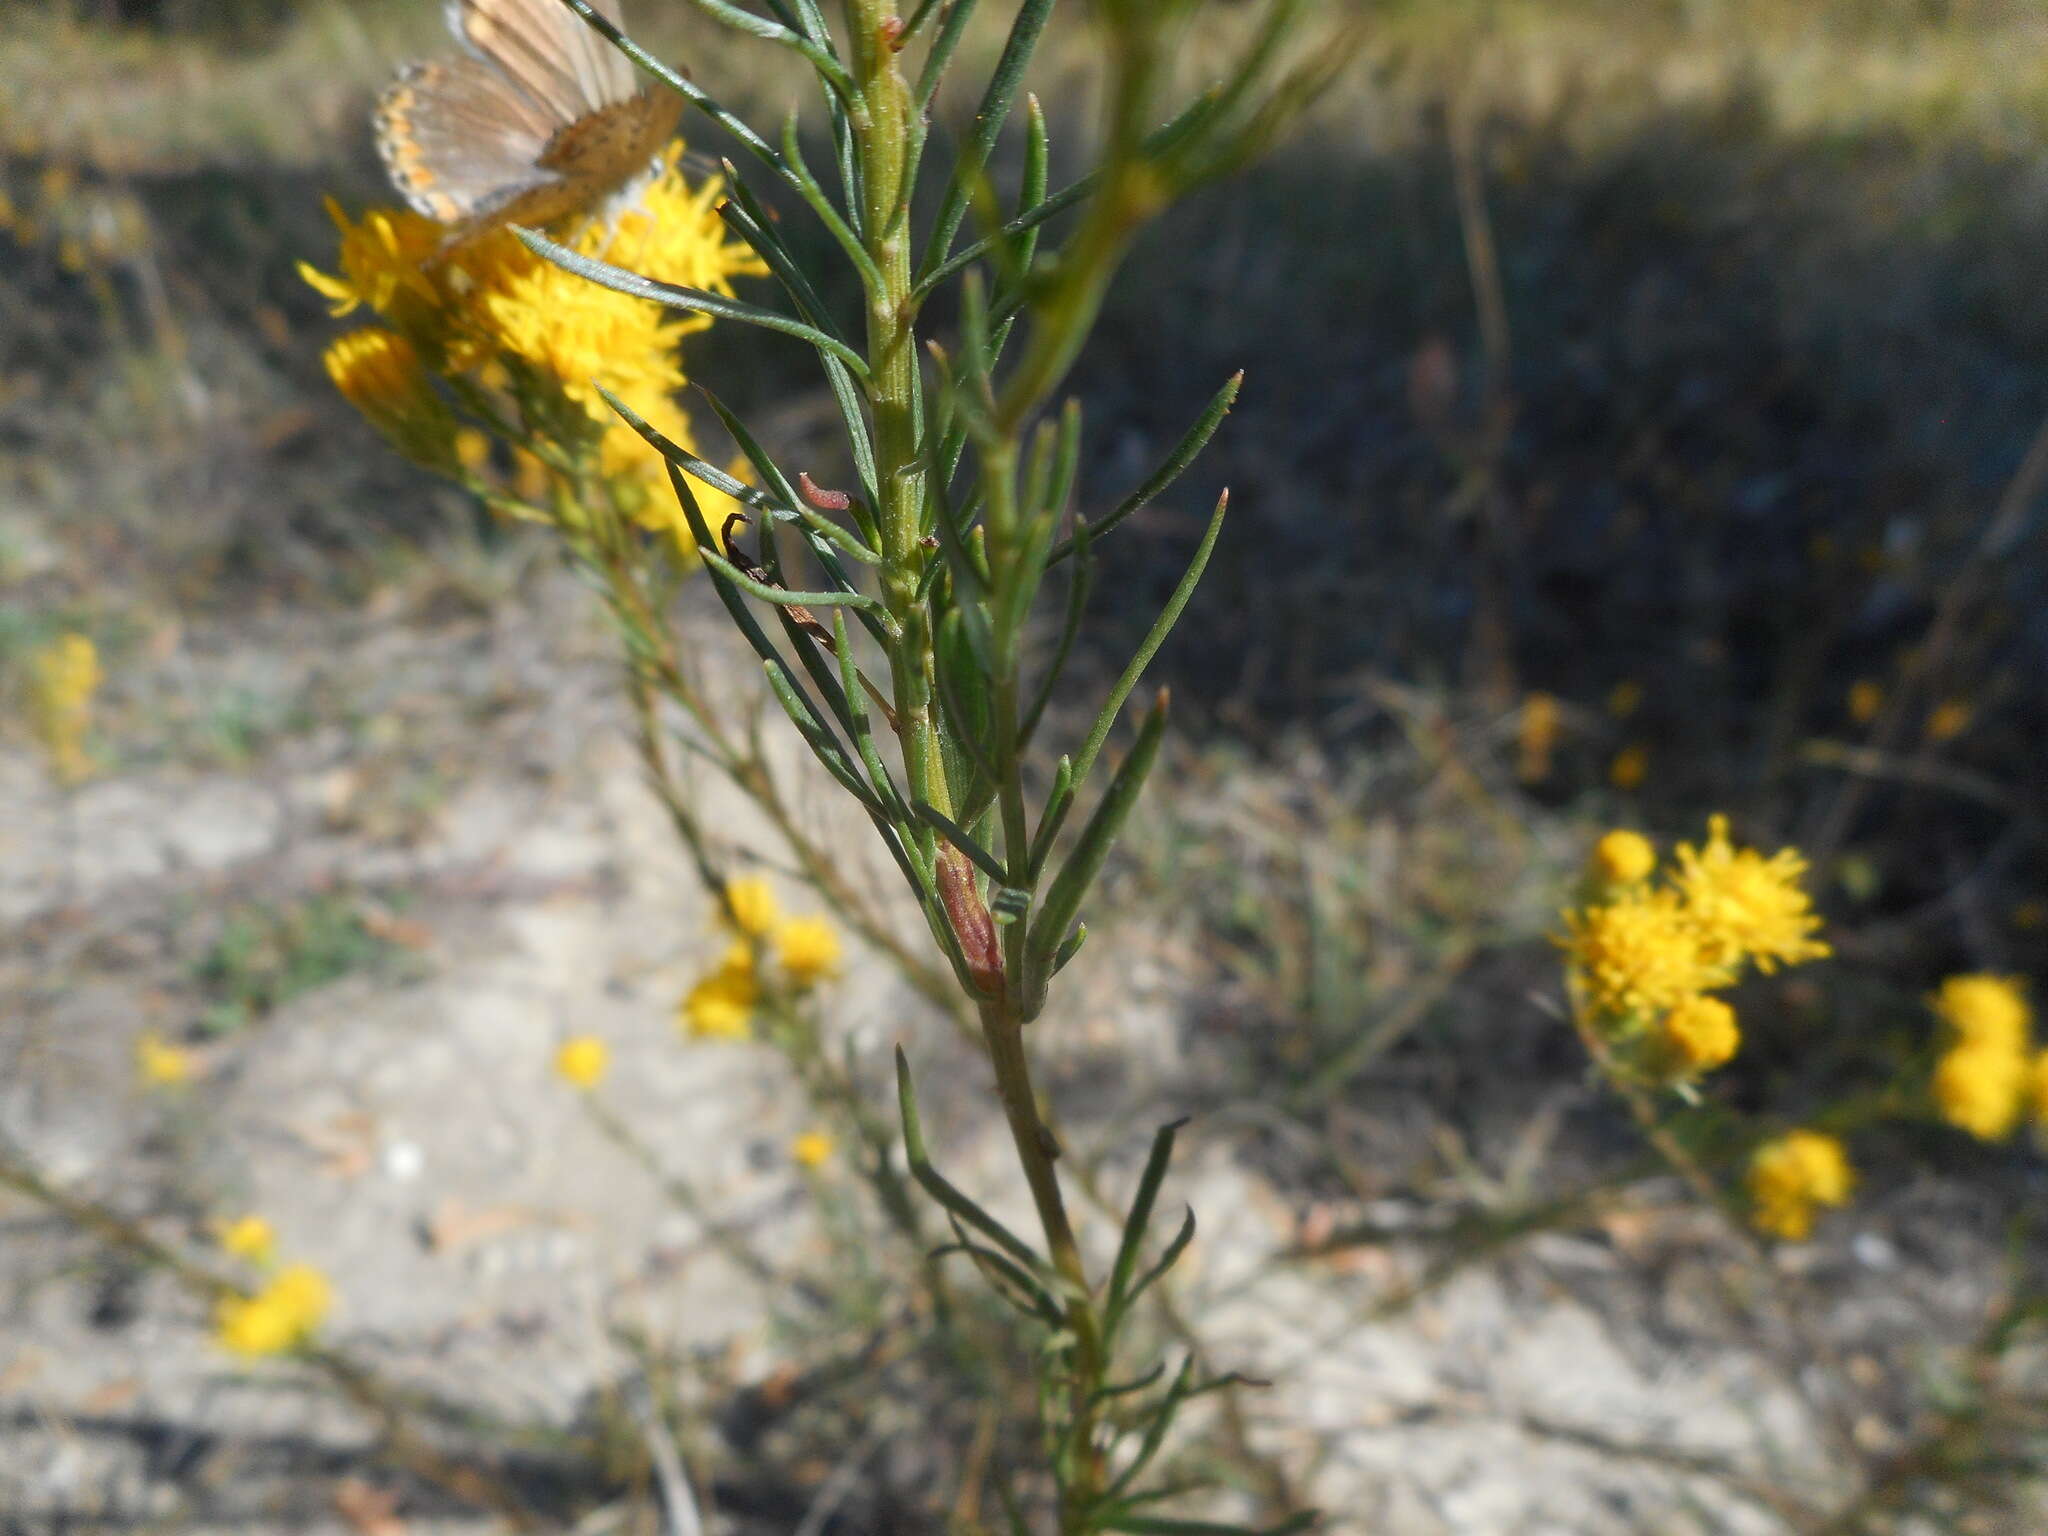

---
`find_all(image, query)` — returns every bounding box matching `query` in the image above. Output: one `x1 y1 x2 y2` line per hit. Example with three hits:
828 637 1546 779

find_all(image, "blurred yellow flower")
215 1215 277 1267
325 329 458 471
1846 679 1883 724
29 631 100 783
297 197 440 320
1925 699 1972 743
1590 829 1656 885
1561 888 1720 1020
1516 691 1559 783
721 876 780 938
1660 994 1739 1074
215 1263 332 1358
1933 1044 2027 1142
1930 974 2031 1055
791 1129 834 1169
1747 1130 1853 1241
1608 743 1649 791
136 1032 192 1088
681 959 758 1040
1605 680 1644 719
775 916 842 988
1671 815 1829 973
554 1035 609 1090
2029 1050 2048 1127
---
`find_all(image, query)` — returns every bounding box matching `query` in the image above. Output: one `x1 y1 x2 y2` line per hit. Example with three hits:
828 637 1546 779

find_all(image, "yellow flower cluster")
215 1214 278 1267
300 144 763 549
679 878 844 1039
1747 1130 1854 1241
215 1263 333 1358
1928 974 2042 1143
554 1035 610 1090
1560 816 1830 1085
791 1129 835 1169
29 632 100 783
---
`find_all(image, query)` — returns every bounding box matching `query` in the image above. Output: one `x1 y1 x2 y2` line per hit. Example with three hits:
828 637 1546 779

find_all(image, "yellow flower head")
1561 887 1721 1020
1660 994 1740 1074
1929 974 2031 1055
1747 1131 1853 1241
1590 829 1656 886
136 1032 192 1088
1846 679 1883 724
680 958 759 1040
774 915 842 988
554 1035 609 1090
1933 1044 2028 1142
791 1129 834 1169
1671 815 1830 973
215 1214 277 1267
325 328 460 471
214 1262 332 1357
720 876 780 938
297 197 441 320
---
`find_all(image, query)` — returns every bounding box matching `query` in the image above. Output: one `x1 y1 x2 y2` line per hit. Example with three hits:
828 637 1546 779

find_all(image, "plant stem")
976 991 1106 1527
847 0 949 829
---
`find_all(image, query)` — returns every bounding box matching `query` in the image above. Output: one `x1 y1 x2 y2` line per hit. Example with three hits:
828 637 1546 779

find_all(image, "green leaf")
917 0 1060 282
1106 1205 1195 1338
895 1047 1047 1273
697 551 890 618
1107 1117 1191 1325
1048 372 1240 566
833 611 912 822
513 227 870 380
1024 689 1170 1019
1070 489 1227 790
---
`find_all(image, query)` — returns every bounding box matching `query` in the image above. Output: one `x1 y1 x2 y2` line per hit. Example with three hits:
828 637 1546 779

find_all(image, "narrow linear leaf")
1108 1117 1191 1320
895 1047 1047 1273
698 551 889 616
1024 690 1169 1017
833 611 911 820
916 0 1059 282
916 0 986 112
1071 490 1227 789
913 89 1222 302
1107 1205 1196 1338
933 1227 1063 1325
762 660 889 819
1100 1357 1197 1504
1049 372 1240 566
1050 920 1086 975
1026 755 1075 882
514 227 870 379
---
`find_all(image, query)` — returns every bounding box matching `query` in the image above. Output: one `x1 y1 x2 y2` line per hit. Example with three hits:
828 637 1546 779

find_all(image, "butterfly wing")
376 56 560 223
448 0 636 125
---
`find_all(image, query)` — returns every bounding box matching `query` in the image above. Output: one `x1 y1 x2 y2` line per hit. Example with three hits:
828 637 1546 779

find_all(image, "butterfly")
375 0 683 243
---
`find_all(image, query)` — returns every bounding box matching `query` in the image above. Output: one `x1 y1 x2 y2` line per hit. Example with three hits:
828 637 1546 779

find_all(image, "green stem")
975 992 1106 1528
846 0 949 829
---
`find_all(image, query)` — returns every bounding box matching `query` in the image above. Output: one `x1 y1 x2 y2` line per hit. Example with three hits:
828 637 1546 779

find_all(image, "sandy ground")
0 568 2035 1535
